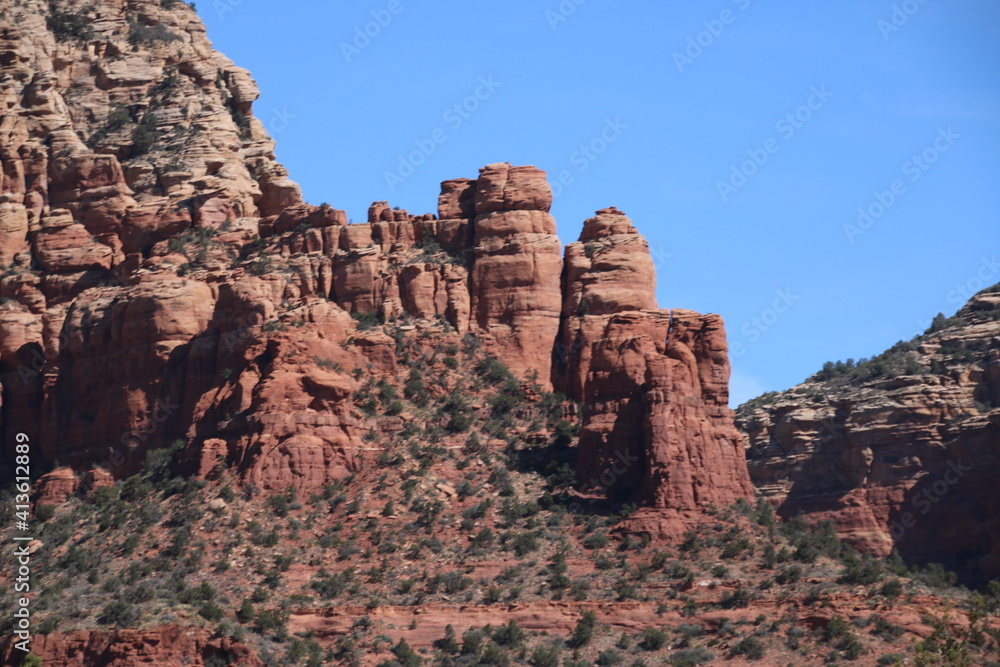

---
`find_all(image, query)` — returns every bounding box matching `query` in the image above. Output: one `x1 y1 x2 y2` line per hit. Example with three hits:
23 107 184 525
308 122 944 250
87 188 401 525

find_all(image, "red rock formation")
0 0 752 557
189 310 366 493
33 467 79 506
738 289 1000 579
468 163 564 387
556 209 753 531
38 279 215 474
0 626 262 666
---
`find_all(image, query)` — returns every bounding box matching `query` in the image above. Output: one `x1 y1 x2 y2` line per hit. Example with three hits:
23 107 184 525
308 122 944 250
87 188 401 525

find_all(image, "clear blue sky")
201 0 999 406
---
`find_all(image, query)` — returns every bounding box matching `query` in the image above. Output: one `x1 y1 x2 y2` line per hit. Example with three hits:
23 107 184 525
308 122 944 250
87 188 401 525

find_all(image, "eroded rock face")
0 0 301 279
1 137 751 536
468 164 563 387
556 210 754 532
40 279 215 473
0 0 751 550
187 304 366 494
0 626 262 666
738 291 1000 580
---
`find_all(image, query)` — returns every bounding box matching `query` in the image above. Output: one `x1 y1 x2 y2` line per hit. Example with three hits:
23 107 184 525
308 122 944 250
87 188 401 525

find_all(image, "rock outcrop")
555 208 754 533
0 0 768 658
4 1 999 665
0 626 262 666
468 163 563 387
738 288 1000 580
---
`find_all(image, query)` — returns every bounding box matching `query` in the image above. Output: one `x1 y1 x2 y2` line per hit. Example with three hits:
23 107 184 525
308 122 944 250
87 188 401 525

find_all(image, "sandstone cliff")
738 287 1000 581
0 3 746 523
3 1 998 665
554 208 754 534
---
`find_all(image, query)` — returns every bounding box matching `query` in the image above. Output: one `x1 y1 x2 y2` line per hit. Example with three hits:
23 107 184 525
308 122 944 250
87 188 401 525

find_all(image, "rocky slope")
0 0 997 665
738 287 1000 583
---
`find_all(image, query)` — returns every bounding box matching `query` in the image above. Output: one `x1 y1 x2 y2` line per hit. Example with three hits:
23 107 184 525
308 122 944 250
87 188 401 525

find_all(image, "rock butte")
0 0 750 522
1 0 998 663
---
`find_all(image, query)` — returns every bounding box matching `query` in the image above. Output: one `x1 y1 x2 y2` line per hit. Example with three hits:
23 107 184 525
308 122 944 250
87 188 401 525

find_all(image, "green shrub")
719 586 752 609
530 645 560 667
639 627 668 651
310 569 353 599
583 532 609 549
839 553 883 585
913 563 958 589
237 599 254 623
596 648 623 665
475 356 514 385
491 620 526 647
567 610 597 648
813 340 922 384
447 411 473 433
461 629 484 655
730 636 765 660
391 637 421 667
131 113 160 157
97 600 139 627
669 647 714 666
776 564 803 585
404 369 428 406
823 616 850 643
127 19 183 47
433 625 460 654
430 571 472 595
47 11 94 41
508 531 540 558
351 311 381 330
35 504 56 522
781 518 841 563
879 578 904 598
199 601 224 622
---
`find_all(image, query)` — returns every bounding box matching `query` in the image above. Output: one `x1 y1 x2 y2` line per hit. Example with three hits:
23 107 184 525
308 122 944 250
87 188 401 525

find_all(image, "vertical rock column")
557 208 753 530
469 163 563 388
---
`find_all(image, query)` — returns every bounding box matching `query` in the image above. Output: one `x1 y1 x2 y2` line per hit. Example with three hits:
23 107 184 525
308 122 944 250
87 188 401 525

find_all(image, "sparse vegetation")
127 18 182 47
130 113 161 157
47 9 94 41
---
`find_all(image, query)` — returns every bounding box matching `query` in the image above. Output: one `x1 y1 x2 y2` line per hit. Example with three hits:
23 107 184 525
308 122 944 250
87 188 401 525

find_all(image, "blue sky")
201 0 999 405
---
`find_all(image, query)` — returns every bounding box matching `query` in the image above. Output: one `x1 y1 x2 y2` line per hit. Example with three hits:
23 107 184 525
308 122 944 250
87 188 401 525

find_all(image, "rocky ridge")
738 287 1000 582
0 0 997 665
0 0 751 520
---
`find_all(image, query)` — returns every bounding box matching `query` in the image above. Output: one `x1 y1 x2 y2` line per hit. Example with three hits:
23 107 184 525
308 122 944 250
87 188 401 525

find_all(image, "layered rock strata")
554 208 754 532
738 289 1000 579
